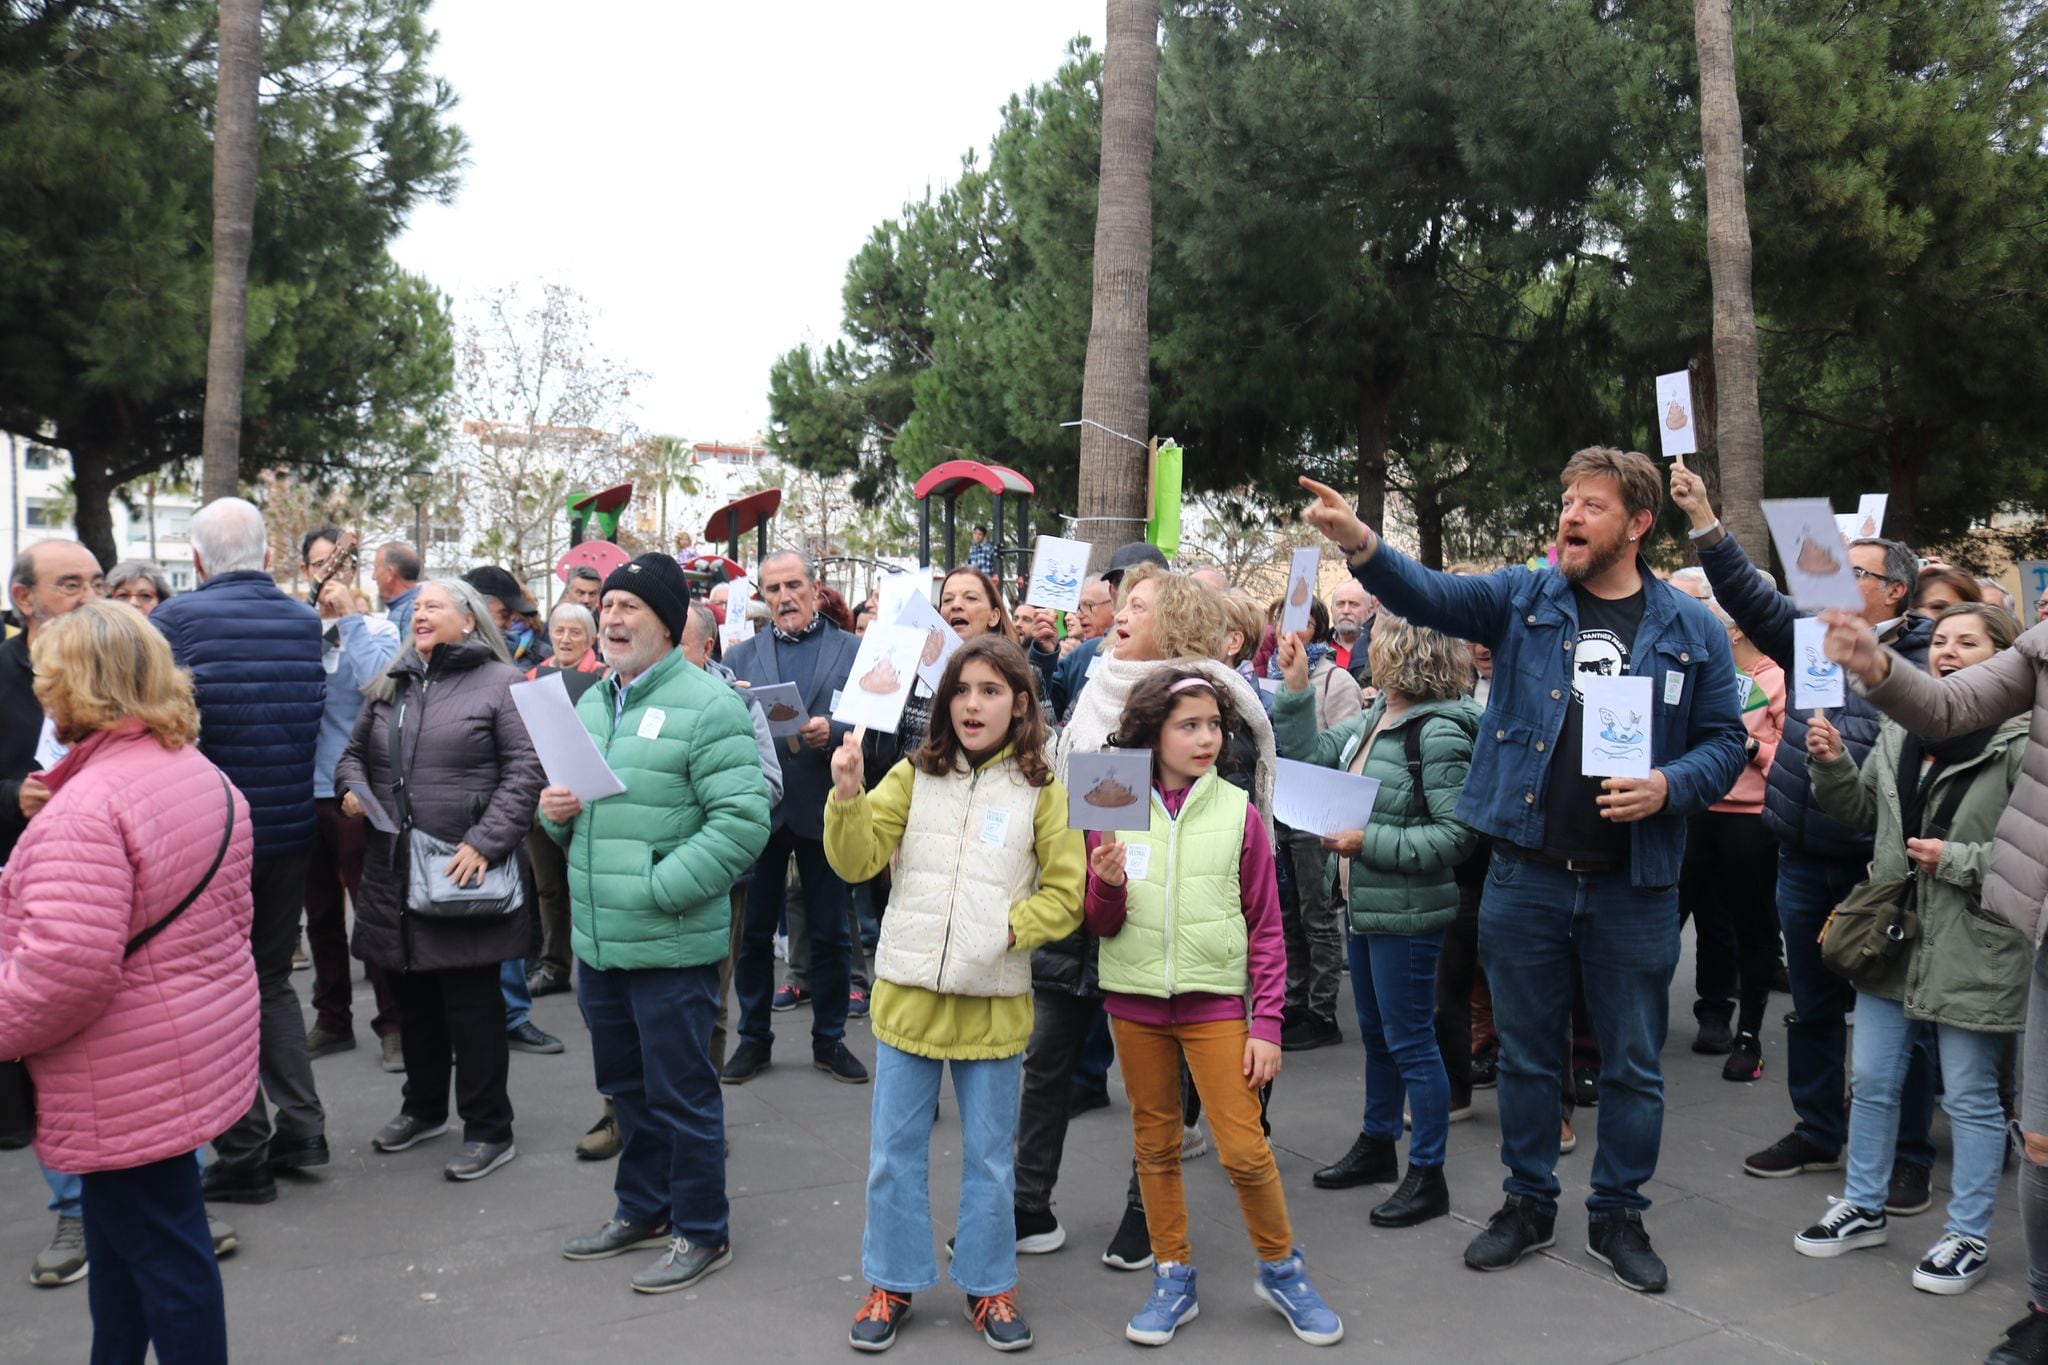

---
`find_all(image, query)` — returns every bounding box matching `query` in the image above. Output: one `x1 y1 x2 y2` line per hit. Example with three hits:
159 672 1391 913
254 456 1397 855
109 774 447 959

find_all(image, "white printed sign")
1792 617 1845 711
1580 674 1654 779
748 681 809 738
829 624 926 735
1025 535 1091 614
1272 757 1382 839
1279 547 1320 636
893 587 962 691
1655 370 1697 458
1761 498 1863 612
1065 749 1153 833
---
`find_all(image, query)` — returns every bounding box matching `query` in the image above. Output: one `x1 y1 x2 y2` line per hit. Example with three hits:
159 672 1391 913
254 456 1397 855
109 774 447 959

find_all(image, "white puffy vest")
874 756 1042 998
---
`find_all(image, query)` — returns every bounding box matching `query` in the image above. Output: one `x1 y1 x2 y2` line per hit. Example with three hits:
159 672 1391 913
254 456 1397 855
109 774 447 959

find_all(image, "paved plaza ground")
0 941 2024 1364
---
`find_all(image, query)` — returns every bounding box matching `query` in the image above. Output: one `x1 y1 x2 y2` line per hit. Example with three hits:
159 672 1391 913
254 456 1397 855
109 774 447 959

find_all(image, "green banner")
1146 440 1183 558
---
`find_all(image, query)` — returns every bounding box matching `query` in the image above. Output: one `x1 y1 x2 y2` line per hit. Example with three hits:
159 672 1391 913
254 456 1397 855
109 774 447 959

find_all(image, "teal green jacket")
542 649 771 971
1273 686 1480 936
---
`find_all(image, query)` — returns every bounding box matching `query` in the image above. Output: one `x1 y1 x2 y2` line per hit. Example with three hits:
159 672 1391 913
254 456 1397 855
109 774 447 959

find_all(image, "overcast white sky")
390 0 1107 445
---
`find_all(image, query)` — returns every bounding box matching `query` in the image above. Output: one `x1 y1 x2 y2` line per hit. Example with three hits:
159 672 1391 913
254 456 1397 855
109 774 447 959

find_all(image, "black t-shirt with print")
1543 583 1647 863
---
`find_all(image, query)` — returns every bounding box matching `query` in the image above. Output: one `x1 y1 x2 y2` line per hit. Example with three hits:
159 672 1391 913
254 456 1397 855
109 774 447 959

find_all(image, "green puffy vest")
1097 773 1250 998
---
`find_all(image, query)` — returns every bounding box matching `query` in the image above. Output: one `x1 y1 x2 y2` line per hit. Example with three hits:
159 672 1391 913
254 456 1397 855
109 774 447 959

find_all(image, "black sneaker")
1470 1051 1498 1089
1692 1017 1734 1055
1572 1068 1600 1107
850 1287 911 1352
814 1042 870 1084
1723 1032 1764 1083
1102 1203 1154 1271
269 1135 330 1171
1742 1131 1843 1178
371 1114 449 1153
1793 1198 1888 1258
200 1160 277 1205
507 1021 565 1054
720 1040 771 1084
1016 1204 1065 1254
1588 1210 1667 1293
966 1291 1033 1352
1279 1015 1342 1052
1370 1164 1449 1229
444 1140 516 1181
1312 1132 1399 1190
1988 1307 2048 1364
1886 1160 1933 1216
1463 1196 1555 1272
1912 1232 1989 1295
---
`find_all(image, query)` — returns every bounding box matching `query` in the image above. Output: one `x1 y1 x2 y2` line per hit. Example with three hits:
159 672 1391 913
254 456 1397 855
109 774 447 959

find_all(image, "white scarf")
1053 650 1277 840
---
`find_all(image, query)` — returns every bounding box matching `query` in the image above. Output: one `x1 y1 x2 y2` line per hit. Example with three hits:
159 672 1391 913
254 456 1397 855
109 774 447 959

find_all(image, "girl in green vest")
1086 670 1344 1347
823 636 1084 1354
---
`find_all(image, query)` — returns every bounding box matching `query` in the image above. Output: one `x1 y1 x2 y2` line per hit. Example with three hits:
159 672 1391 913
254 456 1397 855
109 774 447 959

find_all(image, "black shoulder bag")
0 771 234 1150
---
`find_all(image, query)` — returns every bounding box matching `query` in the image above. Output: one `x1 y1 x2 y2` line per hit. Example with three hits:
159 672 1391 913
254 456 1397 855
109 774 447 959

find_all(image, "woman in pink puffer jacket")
0 601 256 1365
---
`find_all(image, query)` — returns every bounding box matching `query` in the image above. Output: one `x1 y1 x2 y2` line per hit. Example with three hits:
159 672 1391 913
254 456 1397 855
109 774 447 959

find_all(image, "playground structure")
911 460 1035 594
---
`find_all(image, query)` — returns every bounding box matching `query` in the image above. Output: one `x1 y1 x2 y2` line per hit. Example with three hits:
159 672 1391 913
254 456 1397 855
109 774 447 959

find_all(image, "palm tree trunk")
1073 0 1159 566
201 0 263 504
1696 0 1766 551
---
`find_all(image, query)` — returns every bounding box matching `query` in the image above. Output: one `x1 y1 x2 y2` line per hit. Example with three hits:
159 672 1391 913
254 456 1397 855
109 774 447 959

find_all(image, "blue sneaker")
1125 1262 1199 1345
1255 1249 1343 1346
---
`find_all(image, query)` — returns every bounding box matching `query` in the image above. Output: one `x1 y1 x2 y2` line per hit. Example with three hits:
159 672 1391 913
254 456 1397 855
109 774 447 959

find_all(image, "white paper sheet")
1272 757 1382 839
1791 617 1845 710
875 571 924 629
1279 546 1320 636
1580 674 1654 779
1761 498 1863 611
33 716 66 772
830 623 926 735
345 781 399 835
1065 749 1154 833
1655 370 1697 457
1025 535 1091 613
893 589 962 691
508 670 628 802
718 616 754 652
747 681 809 738
1852 494 1887 540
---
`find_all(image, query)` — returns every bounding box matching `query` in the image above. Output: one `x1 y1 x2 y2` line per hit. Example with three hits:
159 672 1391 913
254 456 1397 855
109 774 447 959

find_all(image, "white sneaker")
1180 1123 1209 1161
1793 1198 1888 1258
1911 1232 1989 1295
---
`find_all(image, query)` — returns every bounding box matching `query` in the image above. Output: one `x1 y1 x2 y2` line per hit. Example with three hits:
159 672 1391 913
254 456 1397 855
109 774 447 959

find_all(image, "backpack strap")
1402 721 1432 823
124 772 234 959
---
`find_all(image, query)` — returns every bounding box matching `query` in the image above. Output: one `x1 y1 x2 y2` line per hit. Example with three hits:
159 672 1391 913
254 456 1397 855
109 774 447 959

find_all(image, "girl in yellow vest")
823 636 1084 1354
1087 670 1344 1347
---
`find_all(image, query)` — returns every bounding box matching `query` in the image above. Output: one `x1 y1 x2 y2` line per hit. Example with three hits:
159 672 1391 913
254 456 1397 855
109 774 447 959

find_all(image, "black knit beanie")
601 554 692 646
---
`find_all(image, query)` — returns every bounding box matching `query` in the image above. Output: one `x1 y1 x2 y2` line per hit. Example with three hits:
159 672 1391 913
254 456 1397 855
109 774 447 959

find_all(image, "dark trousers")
737 825 849 1051
1015 989 1105 1214
1778 846 1937 1165
1678 810 1782 1037
78 1153 227 1365
1280 828 1345 1026
528 823 572 978
214 853 324 1167
305 799 398 1038
1073 1010 1115 1104
1436 874 1483 1093
711 888 747 1072
393 964 513 1144
581 962 728 1246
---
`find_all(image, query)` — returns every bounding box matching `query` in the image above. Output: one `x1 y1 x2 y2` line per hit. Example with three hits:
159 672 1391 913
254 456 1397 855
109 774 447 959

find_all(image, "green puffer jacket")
542 648 771 972
1273 687 1480 937
1809 713 2030 1031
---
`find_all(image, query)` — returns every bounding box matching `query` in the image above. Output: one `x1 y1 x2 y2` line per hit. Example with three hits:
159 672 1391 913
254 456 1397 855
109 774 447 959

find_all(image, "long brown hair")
1108 668 1244 776
912 635 1052 787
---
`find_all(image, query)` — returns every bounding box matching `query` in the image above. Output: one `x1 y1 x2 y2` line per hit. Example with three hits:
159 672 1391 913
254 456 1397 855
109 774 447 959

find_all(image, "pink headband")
1169 677 1211 695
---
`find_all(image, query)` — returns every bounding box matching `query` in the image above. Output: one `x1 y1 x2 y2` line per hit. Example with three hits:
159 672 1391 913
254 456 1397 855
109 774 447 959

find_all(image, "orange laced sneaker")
850 1286 911 1353
966 1289 1034 1352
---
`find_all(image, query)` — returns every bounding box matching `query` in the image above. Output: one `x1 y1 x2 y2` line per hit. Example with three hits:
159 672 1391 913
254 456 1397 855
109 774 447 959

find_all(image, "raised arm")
1827 612 2040 738
1298 477 1511 648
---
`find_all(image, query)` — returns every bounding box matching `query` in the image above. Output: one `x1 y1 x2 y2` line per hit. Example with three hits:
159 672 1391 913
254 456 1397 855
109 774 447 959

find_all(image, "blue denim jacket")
1350 541 1747 887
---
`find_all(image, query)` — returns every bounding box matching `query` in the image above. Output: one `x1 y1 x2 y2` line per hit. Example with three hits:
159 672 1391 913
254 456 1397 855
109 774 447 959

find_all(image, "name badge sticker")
1086 656 1104 679
637 708 667 740
1123 842 1153 882
830 690 843 711
978 808 1011 846
1662 671 1685 707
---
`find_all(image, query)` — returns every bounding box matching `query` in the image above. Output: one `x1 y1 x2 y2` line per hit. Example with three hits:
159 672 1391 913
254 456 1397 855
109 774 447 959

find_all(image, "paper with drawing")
1025 535 1091 613
1066 749 1154 833
1279 547 1320 636
830 624 926 734
1579 674 1653 779
1761 498 1862 612
1791 617 1844 710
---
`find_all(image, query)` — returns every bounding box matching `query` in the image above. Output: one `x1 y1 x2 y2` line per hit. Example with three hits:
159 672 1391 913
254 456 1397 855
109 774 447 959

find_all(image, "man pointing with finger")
1299 447 1744 1295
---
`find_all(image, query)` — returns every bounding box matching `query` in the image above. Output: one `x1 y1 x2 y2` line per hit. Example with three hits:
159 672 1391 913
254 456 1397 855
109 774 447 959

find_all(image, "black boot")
1370 1163 1450 1228
1312 1132 1398 1190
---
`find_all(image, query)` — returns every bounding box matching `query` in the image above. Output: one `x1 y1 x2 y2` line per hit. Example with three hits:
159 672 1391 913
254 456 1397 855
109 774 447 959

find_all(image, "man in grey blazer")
719 551 867 1085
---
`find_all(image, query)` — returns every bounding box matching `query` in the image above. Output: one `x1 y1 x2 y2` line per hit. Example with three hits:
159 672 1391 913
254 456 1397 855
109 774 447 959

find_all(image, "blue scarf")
1266 641 1332 680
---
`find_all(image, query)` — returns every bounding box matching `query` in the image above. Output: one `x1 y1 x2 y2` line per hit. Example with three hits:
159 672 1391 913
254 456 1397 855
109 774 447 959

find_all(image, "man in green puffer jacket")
538 554 770 1297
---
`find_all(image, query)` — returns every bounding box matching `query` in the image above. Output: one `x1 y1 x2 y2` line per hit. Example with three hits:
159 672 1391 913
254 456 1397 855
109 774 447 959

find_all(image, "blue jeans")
501 958 531 1032
1846 993 2005 1240
579 962 728 1247
78 1152 227 1365
737 826 850 1051
1479 850 1679 1219
1349 928 1450 1167
46 1151 205 1220
1776 847 1938 1165
864 1041 1023 1297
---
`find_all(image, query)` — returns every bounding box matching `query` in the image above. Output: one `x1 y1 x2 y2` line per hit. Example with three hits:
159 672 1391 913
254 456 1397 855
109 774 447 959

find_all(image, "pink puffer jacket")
0 718 257 1172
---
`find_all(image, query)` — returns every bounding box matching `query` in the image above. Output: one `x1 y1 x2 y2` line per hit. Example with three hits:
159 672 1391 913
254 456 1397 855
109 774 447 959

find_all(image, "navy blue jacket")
1048 635 1104 722
1351 540 1746 888
1697 529 1934 863
723 623 859 841
152 571 325 860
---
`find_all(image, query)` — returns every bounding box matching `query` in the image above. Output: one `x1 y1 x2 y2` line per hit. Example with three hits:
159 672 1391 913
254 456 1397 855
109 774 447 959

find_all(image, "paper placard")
1580 674 1654 779
1655 370 1697 457
894 588 962 691
33 716 66 772
1792 617 1845 710
875 571 923 629
718 616 754 652
1272 757 1382 839
1279 547 1319 636
748 681 809 738
830 623 926 735
1761 498 1862 611
1851 495 1887 541
1066 749 1154 833
1025 535 1091 613
345 781 399 835
2018 560 2048 623
508 670 629 802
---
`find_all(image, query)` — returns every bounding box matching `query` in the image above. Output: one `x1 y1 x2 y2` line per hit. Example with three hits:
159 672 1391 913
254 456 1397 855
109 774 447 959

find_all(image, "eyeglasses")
1848 566 1903 586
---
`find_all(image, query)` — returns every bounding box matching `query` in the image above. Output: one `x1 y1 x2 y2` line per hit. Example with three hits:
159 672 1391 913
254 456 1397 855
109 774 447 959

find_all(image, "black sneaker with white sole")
1793 1198 1888 1257
1463 1196 1555 1272
1743 1131 1844 1178
1587 1210 1667 1293
1102 1203 1154 1271
1886 1160 1933 1216
946 1205 1066 1260
1912 1232 1989 1295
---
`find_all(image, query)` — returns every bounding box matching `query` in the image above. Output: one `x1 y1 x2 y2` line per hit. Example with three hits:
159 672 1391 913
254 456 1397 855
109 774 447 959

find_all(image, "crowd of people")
1 448 2047 1362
